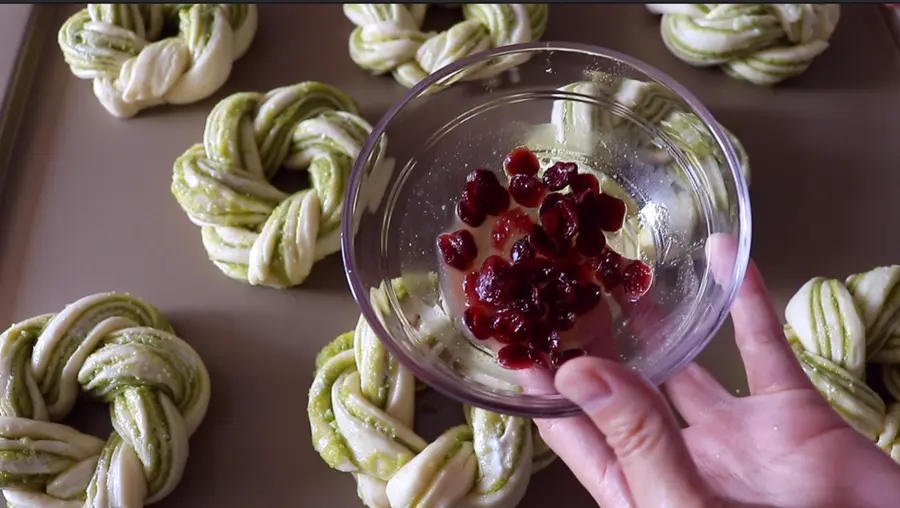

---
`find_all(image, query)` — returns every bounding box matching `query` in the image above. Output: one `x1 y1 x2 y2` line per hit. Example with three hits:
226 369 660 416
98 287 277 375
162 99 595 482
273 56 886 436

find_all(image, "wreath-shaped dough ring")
58 4 258 118
784 266 900 460
343 4 549 88
0 293 210 507
540 73 750 259
171 82 379 289
308 278 555 508
646 4 840 85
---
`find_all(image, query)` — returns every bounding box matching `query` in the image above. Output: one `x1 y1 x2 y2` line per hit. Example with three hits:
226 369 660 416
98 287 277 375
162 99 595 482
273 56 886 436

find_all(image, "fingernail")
556 363 612 410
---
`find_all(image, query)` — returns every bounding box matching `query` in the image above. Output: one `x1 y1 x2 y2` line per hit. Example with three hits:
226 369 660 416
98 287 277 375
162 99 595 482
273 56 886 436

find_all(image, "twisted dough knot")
0 293 210 508
344 4 549 88
309 278 555 508
58 4 258 118
172 82 382 289
784 267 900 460
546 74 750 259
646 4 840 85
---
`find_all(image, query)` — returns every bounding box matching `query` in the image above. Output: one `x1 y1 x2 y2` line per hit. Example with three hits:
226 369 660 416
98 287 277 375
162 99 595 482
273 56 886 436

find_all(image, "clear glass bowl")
342 42 751 418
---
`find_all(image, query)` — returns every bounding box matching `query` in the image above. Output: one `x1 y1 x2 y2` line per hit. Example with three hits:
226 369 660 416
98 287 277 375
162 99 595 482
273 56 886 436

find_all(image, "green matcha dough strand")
308 279 555 508
784 266 900 457
58 4 258 118
343 4 549 89
172 82 386 289
543 74 751 261
549 75 751 185
646 4 840 85
0 292 210 508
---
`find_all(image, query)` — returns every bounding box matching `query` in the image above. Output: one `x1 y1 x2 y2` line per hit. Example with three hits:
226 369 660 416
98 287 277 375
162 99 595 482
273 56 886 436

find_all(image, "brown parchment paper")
1 4 899 507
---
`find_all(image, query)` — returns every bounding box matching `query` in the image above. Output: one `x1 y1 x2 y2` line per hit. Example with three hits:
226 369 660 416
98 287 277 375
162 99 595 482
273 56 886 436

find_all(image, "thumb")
555 357 718 508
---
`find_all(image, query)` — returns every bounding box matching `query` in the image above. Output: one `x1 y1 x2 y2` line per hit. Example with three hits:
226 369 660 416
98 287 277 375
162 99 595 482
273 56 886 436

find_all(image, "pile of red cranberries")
437 147 653 371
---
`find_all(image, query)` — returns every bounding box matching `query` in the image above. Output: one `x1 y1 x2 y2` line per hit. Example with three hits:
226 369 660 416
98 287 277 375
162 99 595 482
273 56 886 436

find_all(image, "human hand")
536 236 900 507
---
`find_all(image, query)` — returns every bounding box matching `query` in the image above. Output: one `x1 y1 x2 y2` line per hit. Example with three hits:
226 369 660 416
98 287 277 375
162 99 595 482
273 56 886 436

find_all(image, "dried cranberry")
466 168 501 186
510 298 545 319
438 230 477 270
562 245 590 264
576 192 604 229
463 272 480 301
553 262 593 284
492 310 531 344
570 282 603 315
547 308 577 331
595 193 627 232
515 257 555 284
461 182 480 204
464 180 510 217
504 147 540 177
551 348 586 369
577 263 597 282
463 307 494 340
528 226 568 258
542 162 577 191
491 208 534 251
622 260 653 300
475 255 518 306
510 237 535 264
532 323 561 353
594 250 623 290
541 276 578 309
575 226 607 257
507 285 545 318
485 187 511 216
498 344 540 370
540 193 579 241
570 173 600 196
508 175 547 208
481 254 510 273
456 198 486 227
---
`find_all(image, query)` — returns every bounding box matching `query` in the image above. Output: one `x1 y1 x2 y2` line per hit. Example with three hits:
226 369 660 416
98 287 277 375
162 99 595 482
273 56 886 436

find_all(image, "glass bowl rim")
341 40 752 418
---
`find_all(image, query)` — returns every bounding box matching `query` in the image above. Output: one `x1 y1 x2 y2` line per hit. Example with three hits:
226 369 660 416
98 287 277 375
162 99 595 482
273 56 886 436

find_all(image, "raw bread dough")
784 267 900 460
58 4 258 118
344 4 548 88
0 292 210 507
171 82 386 289
647 4 841 85
308 277 555 508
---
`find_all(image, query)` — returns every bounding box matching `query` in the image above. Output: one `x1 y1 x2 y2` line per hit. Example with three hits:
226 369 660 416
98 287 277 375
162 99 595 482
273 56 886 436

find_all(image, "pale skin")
536 236 900 507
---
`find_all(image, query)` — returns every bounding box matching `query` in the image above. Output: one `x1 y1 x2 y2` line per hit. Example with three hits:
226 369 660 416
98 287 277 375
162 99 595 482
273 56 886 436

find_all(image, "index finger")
516 368 633 507
708 234 812 395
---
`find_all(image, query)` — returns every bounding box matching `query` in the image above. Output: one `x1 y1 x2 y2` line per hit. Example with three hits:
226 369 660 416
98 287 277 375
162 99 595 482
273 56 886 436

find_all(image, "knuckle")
607 407 668 460
535 418 564 445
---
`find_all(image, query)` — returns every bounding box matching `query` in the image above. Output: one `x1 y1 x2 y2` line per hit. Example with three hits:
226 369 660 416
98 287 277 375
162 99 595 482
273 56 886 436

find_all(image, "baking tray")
2 4 900 506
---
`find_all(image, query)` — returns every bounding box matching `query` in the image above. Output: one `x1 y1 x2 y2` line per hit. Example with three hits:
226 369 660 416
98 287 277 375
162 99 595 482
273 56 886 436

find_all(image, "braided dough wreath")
537 72 750 259
59 4 258 118
309 277 555 508
646 4 840 86
343 4 549 88
172 82 383 289
785 266 900 460
0 293 210 507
